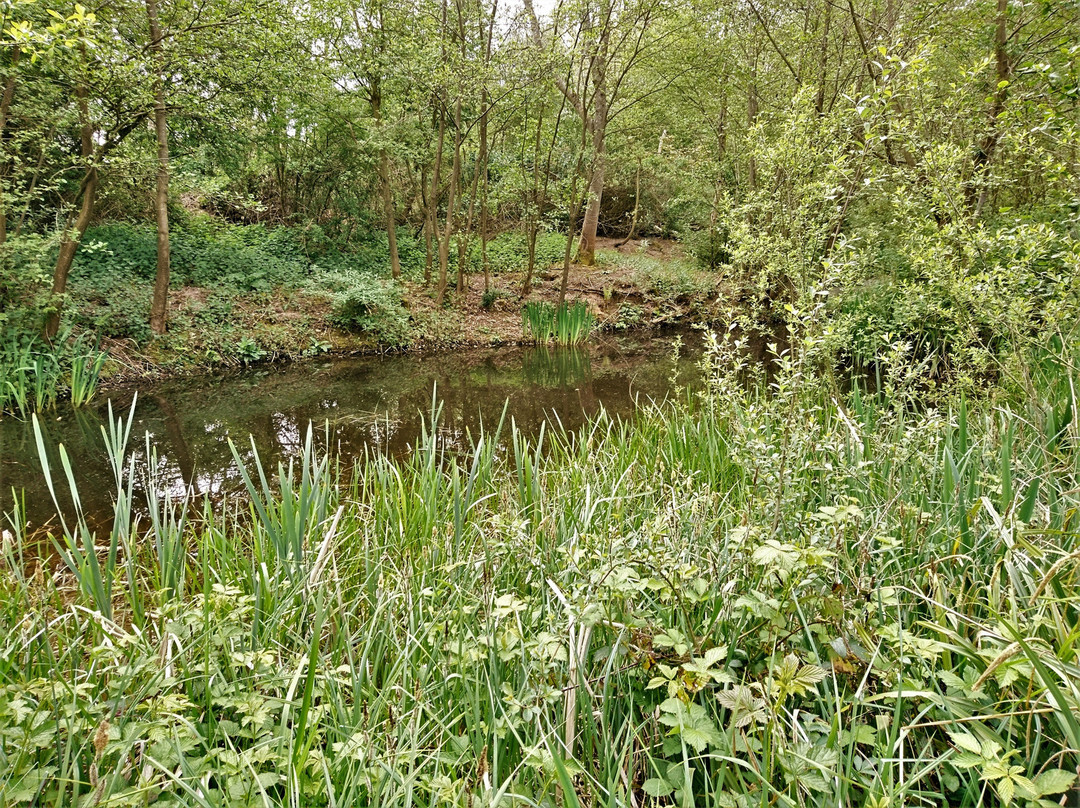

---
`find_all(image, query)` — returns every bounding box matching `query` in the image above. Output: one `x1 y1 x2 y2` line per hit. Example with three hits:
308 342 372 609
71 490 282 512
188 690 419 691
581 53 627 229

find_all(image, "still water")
1 330 704 534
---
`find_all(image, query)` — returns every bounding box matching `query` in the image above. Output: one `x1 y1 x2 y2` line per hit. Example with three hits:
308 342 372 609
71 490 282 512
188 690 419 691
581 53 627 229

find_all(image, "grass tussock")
2 328 1080 806
523 301 596 345
1 331 107 418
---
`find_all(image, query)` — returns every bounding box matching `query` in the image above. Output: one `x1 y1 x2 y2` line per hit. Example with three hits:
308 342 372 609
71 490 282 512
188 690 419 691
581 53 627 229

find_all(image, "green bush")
315 269 411 346
68 270 155 345
71 221 311 292
826 213 1080 385
684 225 732 268
0 234 60 334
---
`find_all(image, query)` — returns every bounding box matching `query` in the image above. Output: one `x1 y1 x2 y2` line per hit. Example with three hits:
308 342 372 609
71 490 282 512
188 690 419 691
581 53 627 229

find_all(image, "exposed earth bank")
100 238 730 387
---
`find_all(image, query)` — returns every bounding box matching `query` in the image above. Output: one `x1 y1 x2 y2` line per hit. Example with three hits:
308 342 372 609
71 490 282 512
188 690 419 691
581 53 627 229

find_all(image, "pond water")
1 330 707 535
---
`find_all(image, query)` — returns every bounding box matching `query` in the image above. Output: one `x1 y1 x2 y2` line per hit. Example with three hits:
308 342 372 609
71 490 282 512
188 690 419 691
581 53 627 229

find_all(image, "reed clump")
522 300 595 345
1 331 108 418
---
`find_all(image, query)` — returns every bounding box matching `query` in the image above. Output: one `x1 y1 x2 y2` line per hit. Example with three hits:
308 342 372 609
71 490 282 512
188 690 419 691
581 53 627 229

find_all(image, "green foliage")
316 269 411 346
0 235 56 335
629 254 715 302
474 231 566 274
72 221 311 291
825 210 1080 385
683 224 732 269
1 331 108 417
6 329 1080 805
522 300 595 345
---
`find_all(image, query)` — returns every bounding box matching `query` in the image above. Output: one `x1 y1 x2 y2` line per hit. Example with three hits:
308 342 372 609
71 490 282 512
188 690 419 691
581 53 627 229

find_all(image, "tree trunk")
45 81 96 340
436 97 462 307
815 0 831 115
576 124 604 266
615 156 641 247
747 66 758 193
478 90 490 294
576 18 609 268
458 148 481 299
477 0 498 294
46 168 97 339
974 0 1010 216
421 164 432 285
380 150 400 278
426 110 445 287
0 46 20 245
521 99 547 298
560 187 585 306
371 86 400 279
147 0 171 336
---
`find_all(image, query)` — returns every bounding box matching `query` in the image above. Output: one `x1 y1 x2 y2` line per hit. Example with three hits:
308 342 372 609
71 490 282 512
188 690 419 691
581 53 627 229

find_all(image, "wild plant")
4 327 1080 806
522 300 595 345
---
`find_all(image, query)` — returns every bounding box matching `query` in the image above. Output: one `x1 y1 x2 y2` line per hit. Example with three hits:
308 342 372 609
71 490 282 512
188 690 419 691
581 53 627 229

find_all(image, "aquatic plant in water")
522 300 595 345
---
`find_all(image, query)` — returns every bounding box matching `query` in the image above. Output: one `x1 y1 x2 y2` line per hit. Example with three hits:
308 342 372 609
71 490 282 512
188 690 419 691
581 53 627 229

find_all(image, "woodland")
2 0 1080 804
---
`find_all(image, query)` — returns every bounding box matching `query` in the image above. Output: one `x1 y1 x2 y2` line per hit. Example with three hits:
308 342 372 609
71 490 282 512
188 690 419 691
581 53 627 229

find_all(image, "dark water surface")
1 330 703 534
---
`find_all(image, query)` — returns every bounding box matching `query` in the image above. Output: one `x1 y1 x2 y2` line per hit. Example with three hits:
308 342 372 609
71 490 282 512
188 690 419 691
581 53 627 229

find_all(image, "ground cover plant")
2 320 1079 807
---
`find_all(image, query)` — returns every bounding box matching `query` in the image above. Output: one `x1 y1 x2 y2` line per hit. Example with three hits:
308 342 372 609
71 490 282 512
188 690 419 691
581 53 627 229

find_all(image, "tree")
145 0 170 335
523 0 664 266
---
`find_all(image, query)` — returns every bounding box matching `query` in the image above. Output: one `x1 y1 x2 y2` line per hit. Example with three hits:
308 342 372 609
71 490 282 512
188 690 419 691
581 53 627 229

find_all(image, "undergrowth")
2 322 1079 806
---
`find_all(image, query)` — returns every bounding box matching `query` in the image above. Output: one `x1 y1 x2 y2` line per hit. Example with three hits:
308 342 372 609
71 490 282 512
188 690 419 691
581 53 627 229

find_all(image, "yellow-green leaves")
946 733 1076 805
769 653 828 701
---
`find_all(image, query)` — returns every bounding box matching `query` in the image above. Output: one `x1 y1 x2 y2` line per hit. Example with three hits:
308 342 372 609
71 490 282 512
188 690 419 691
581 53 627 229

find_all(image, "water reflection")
1 331 702 533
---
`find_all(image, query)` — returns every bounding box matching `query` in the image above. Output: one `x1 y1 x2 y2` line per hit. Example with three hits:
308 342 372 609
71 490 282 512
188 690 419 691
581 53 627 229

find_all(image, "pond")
1 330 708 536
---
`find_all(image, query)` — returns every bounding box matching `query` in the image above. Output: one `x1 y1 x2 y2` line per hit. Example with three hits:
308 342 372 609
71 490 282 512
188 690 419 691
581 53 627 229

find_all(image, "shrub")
684 225 732 268
71 221 311 292
315 269 411 346
0 234 54 334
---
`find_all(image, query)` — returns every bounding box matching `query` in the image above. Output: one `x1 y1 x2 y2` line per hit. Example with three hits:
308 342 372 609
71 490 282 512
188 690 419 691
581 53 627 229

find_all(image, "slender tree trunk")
560 188 585 306
478 90 490 294
815 0 831 115
147 0 171 336
426 110 446 287
371 86 400 278
436 97 462 306
576 21 609 268
615 156 641 247
747 64 759 193
477 0 498 294
559 135 588 306
380 150 400 278
46 168 97 339
522 99 547 298
0 46 20 245
46 81 96 340
576 122 604 265
421 164 432 285
458 147 481 299
974 0 1010 216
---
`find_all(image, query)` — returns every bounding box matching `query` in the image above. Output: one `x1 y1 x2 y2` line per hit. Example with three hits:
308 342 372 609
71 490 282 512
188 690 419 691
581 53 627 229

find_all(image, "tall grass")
523 300 596 345
1 331 109 417
1 331 1079 806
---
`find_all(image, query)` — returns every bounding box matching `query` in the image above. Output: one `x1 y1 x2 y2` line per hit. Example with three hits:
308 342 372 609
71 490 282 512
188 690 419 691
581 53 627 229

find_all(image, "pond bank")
95 239 729 389
4 329 708 535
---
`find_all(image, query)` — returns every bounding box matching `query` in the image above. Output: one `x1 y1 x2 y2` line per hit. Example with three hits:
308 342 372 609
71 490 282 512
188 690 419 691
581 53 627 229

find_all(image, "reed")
0 331 108 416
522 300 595 345
2 332 1079 806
